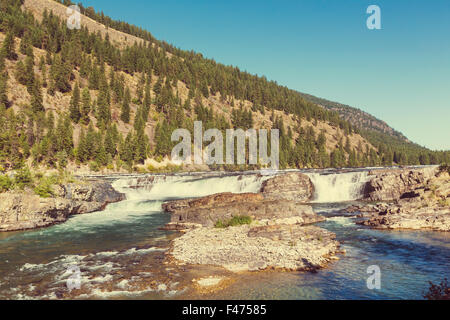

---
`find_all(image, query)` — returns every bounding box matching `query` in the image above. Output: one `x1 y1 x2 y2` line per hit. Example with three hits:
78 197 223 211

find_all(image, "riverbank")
0 180 125 232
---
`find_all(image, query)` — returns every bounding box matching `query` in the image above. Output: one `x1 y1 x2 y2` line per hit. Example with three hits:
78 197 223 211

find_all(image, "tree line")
0 0 448 173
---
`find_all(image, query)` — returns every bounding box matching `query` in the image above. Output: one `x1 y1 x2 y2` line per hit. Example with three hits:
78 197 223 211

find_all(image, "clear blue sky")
81 0 450 150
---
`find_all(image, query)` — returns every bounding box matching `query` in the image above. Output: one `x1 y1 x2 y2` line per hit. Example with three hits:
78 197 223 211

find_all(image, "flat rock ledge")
0 180 125 232
170 224 340 273
162 192 322 230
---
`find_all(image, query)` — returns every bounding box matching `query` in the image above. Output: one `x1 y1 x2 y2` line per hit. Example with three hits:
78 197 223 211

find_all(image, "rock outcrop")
260 172 314 202
364 167 438 201
162 192 322 229
355 168 450 231
0 180 125 232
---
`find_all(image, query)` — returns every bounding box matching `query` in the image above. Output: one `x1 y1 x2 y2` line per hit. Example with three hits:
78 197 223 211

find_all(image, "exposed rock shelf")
170 224 340 272
364 166 438 201
0 180 125 232
162 191 322 230
357 167 450 231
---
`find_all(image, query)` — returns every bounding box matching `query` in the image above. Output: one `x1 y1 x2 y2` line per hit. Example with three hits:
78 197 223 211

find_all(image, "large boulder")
364 167 438 201
163 192 322 229
58 180 125 204
260 172 313 202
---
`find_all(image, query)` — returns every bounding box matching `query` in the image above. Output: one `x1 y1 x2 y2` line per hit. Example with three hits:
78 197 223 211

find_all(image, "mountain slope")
0 0 448 174
299 92 409 142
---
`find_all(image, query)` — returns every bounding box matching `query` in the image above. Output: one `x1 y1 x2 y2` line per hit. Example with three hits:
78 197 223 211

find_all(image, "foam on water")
113 174 268 200
306 171 371 203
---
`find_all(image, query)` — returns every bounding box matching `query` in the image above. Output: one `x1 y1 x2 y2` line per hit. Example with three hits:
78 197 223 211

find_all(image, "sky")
80 0 450 150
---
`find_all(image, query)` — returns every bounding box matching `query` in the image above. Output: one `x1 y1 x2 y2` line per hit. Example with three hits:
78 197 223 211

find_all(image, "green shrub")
34 179 54 198
33 174 61 198
56 151 68 169
0 175 13 192
215 215 253 228
89 161 101 172
14 167 33 189
214 220 228 229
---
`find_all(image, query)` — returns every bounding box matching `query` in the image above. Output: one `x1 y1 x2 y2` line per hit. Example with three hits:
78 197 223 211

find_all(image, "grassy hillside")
0 0 448 175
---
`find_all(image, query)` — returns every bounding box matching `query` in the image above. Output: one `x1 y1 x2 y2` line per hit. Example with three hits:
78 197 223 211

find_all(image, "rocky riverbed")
0 180 125 232
164 172 341 273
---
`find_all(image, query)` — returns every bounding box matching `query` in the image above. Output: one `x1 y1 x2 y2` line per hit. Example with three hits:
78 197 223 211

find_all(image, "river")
0 169 448 299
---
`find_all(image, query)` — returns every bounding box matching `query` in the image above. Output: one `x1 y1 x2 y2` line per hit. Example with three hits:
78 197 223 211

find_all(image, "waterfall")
52 174 269 230
306 171 371 203
113 174 268 201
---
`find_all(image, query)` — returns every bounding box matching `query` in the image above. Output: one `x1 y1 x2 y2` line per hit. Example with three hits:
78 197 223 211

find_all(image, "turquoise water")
207 203 450 300
0 173 448 300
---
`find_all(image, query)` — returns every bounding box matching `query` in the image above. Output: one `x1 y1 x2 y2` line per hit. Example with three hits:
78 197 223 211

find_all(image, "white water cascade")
306 171 371 203
112 174 269 201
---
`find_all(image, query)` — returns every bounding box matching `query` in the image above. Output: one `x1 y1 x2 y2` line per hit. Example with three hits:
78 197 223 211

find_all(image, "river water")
0 169 448 300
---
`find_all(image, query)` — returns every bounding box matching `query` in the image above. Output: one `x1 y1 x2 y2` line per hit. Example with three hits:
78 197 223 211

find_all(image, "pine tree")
31 77 44 113
56 114 74 156
143 83 151 120
85 124 97 160
15 60 28 86
95 138 108 167
19 32 33 58
76 128 87 163
133 127 148 164
121 87 131 123
120 132 134 166
0 74 8 109
153 77 162 95
88 65 100 90
104 127 116 157
96 87 111 127
69 82 81 123
2 32 17 61
24 56 35 93
50 55 71 93
81 88 91 124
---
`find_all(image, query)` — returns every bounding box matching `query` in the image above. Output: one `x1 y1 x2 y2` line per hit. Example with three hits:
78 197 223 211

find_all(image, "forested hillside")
299 92 409 141
0 0 448 174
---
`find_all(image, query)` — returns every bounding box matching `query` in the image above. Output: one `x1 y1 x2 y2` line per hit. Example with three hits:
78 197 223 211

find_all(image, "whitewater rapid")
306 171 371 203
